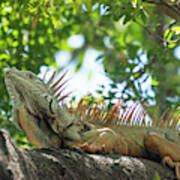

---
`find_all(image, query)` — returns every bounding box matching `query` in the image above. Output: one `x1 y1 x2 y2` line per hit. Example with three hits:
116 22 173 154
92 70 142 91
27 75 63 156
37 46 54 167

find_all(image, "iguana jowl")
4 67 180 178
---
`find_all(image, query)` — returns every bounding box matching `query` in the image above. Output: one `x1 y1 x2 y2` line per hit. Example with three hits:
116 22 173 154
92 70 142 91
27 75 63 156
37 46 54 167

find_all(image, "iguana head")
4 67 64 132
4 67 60 117
4 67 84 144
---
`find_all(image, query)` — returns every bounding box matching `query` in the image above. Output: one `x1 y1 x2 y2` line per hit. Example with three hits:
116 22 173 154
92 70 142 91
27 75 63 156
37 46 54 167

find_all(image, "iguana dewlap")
4 67 180 179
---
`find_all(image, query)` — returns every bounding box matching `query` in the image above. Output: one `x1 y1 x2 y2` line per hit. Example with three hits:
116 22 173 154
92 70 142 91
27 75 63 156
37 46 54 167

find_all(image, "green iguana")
4 67 180 179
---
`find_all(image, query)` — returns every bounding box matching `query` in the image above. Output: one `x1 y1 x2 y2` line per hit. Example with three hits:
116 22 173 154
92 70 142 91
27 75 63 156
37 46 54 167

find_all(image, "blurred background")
0 0 180 146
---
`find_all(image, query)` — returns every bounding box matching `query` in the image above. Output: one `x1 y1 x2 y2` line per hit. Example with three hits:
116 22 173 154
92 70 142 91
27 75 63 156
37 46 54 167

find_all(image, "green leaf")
123 15 131 25
38 36 45 44
172 26 180 33
96 54 104 61
127 44 140 59
140 9 147 24
0 53 10 60
152 78 159 86
84 0 92 12
153 171 161 180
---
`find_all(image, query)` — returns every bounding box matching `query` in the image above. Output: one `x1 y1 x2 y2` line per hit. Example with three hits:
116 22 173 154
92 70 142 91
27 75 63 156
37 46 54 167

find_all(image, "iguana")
4 67 180 179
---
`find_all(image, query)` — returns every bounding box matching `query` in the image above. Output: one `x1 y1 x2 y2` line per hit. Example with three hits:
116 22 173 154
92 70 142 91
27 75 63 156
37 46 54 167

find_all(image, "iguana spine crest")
4 67 180 179
45 68 180 129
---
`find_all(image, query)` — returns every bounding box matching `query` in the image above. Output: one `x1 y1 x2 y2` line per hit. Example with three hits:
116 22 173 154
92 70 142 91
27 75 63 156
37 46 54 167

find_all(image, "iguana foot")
175 163 180 180
144 133 180 179
79 129 116 153
80 128 128 154
162 156 180 179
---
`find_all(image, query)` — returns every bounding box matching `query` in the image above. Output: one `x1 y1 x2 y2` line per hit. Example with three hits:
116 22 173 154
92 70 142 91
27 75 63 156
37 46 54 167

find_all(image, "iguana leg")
162 156 180 179
175 163 180 179
144 133 180 179
79 128 128 154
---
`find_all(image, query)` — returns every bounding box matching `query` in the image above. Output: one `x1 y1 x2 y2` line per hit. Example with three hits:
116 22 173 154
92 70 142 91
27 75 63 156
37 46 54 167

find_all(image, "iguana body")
4 67 180 178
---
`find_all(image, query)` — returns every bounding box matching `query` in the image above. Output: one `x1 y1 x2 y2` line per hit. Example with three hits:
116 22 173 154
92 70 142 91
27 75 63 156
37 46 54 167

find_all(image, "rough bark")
0 129 176 180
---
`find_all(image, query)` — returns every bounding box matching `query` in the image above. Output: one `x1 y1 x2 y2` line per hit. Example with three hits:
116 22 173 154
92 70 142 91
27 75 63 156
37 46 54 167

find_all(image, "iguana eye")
50 99 59 114
42 94 55 114
43 94 59 114
26 71 34 79
42 94 52 102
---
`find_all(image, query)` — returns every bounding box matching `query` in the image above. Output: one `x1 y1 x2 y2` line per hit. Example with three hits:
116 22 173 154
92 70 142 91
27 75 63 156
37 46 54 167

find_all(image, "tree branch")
144 0 180 22
0 129 176 180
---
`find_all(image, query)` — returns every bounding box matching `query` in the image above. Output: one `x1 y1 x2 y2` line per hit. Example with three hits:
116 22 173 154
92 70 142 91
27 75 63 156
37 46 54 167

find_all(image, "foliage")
0 0 180 146
153 171 161 180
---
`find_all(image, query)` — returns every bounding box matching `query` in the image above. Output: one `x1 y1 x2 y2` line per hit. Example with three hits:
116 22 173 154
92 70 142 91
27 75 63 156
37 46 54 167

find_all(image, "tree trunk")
0 129 176 180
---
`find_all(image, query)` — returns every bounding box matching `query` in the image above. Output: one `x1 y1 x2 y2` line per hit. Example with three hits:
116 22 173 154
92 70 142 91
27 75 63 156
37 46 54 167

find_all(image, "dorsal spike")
141 109 146 125
87 106 92 116
42 69 49 81
167 111 175 127
113 101 123 122
103 107 111 122
158 109 169 127
54 79 70 94
152 106 159 126
76 99 84 113
47 70 56 84
55 86 67 98
119 104 127 123
171 112 180 128
133 105 142 126
141 104 147 125
93 105 99 119
107 103 119 122
52 70 68 88
125 102 139 124
57 91 73 102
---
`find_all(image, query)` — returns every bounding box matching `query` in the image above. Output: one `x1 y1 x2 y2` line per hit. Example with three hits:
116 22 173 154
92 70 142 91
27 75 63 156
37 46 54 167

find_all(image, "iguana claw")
163 156 180 179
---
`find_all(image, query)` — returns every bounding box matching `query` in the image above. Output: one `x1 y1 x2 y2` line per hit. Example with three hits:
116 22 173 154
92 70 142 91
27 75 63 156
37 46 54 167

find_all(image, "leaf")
73 0 83 13
140 9 147 24
110 83 118 89
84 0 92 12
38 36 45 44
152 78 159 86
123 15 131 25
164 29 173 41
131 0 137 8
96 90 103 94
78 51 85 65
172 26 180 33
167 42 177 48
75 63 82 72
0 53 10 60
127 44 140 59
153 171 161 180
96 54 104 61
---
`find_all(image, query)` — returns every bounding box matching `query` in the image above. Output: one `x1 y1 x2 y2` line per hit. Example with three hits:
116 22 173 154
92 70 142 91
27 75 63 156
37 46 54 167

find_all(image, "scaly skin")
4 67 180 178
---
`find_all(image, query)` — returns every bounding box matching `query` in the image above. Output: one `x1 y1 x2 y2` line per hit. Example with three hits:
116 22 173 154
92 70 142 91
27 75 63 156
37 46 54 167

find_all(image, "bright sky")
39 34 111 101
39 34 180 103
40 48 112 102
37 35 180 127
